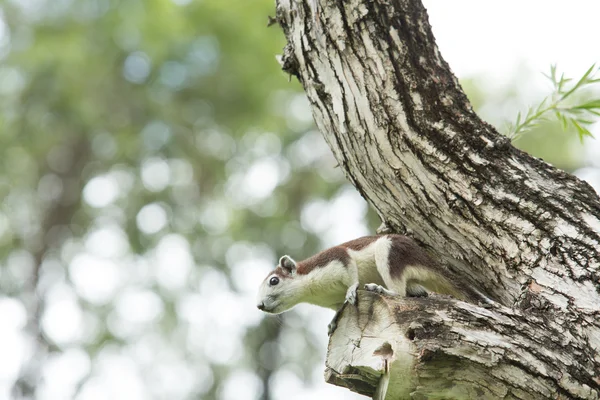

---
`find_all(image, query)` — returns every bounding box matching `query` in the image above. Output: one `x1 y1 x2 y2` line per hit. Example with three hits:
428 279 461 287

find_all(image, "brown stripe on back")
296 236 380 275
297 245 350 275
338 235 380 251
387 235 437 278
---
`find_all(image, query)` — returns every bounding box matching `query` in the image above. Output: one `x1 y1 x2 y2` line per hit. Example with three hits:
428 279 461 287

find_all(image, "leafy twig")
505 64 600 142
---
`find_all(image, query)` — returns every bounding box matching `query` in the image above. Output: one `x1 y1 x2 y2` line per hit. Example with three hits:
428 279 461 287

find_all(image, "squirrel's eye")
269 277 280 286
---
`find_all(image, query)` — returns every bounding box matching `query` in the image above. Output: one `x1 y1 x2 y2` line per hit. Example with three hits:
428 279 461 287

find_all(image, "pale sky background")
0 1 599 400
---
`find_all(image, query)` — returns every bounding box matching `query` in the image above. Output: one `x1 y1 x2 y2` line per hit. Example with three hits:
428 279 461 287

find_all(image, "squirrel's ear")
279 255 297 275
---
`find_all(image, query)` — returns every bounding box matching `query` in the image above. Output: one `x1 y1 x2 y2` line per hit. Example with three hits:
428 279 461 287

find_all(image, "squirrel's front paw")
345 282 359 305
364 283 394 296
364 283 384 293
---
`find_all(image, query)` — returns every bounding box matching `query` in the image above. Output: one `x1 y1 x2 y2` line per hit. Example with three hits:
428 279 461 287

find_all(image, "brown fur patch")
297 246 350 275
295 236 380 275
387 235 436 278
339 235 380 251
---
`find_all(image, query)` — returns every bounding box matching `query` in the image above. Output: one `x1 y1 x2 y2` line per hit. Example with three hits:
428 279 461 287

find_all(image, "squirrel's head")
256 255 301 314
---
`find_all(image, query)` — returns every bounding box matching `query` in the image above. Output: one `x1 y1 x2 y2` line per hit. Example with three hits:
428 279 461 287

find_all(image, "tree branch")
327 291 599 399
274 0 600 396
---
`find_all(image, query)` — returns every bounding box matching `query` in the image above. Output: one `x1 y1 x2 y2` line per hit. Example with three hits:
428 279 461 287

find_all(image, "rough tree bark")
274 0 600 398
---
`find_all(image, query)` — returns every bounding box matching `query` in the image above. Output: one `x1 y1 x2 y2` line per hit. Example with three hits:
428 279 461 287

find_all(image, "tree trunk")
12 137 90 398
273 0 600 398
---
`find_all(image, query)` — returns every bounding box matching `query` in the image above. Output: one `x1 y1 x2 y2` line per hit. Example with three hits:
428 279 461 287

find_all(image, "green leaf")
571 119 593 142
559 113 569 131
505 63 599 142
573 99 600 110
562 63 597 99
543 64 557 83
588 109 600 117
558 74 572 93
579 63 596 85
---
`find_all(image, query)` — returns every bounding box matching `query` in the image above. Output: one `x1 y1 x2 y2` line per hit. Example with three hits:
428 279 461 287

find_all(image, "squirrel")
256 234 487 334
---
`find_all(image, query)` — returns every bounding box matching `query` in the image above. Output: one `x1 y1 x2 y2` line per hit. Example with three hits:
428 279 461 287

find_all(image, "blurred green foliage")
0 0 591 399
0 0 360 398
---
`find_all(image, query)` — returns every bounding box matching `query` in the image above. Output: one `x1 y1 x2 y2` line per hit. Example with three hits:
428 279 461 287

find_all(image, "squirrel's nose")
257 302 265 311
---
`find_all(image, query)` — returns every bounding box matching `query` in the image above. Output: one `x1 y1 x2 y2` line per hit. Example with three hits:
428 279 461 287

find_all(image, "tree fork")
274 0 600 398
326 291 598 399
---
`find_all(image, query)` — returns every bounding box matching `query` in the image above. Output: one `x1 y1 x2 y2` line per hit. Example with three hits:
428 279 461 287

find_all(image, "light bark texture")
274 0 600 398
